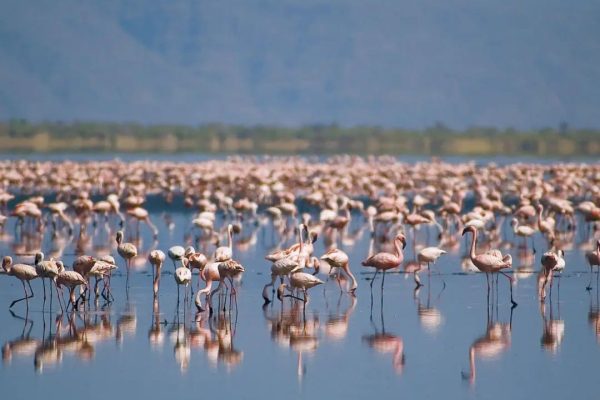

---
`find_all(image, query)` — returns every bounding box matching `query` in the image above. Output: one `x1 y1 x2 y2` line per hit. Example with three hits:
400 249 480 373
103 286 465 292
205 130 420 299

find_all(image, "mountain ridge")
1 0 599 129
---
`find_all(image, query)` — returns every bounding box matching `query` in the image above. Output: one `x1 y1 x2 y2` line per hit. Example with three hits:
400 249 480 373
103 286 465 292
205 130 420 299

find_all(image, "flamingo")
184 246 208 288
585 240 600 291
536 204 556 241
88 257 117 301
55 261 87 309
167 245 186 269
2 256 38 310
288 258 325 303
510 218 536 251
214 224 234 262
174 258 192 305
417 246 447 276
116 230 137 288
126 207 158 238
262 224 308 303
462 226 517 307
34 252 61 305
148 250 165 296
215 259 245 311
539 249 565 301
361 233 406 289
320 248 358 293
194 262 220 312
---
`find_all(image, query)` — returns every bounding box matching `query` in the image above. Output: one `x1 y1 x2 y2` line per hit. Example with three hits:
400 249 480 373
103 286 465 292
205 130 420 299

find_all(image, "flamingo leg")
10 280 33 309
55 281 64 313
500 271 517 307
57 287 67 313
41 277 47 302
587 265 593 291
370 269 379 289
414 272 422 288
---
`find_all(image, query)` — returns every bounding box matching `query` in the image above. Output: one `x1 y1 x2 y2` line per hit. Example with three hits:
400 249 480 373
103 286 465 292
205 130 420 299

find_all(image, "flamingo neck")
228 227 233 251
512 220 519 234
153 262 161 294
468 230 478 261
298 225 304 254
393 238 403 258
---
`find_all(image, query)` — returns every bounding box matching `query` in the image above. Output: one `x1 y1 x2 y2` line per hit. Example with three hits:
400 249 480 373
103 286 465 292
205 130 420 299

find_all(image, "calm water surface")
0 159 599 400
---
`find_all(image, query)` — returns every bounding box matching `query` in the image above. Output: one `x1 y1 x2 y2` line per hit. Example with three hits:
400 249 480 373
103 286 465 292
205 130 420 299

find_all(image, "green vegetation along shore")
0 120 598 156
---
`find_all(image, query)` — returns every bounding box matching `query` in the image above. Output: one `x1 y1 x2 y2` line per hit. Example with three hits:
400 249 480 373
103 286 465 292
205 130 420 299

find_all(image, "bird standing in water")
320 248 358 294
361 233 406 290
116 230 137 289
2 256 38 310
462 226 517 307
148 250 165 297
289 258 324 303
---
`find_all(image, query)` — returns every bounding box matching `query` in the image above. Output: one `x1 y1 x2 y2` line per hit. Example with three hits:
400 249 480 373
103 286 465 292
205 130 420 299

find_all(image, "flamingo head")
34 251 44 265
311 257 320 275
56 261 65 273
2 256 11 272
276 283 288 301
115 230 124 244
461 226 476 236
395 233 407 249
184 246 195 258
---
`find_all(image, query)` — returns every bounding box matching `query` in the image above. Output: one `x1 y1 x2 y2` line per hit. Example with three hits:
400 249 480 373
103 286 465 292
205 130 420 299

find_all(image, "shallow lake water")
0 159 599 400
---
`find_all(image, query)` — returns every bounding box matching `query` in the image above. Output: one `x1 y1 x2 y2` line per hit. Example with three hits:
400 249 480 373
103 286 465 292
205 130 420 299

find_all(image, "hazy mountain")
1 0 599 128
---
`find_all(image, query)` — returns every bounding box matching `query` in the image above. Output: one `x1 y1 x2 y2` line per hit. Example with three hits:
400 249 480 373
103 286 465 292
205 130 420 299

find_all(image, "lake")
0 155 598 400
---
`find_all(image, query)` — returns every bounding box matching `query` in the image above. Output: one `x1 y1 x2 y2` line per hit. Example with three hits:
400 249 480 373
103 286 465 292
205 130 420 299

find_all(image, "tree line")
0 120 598 156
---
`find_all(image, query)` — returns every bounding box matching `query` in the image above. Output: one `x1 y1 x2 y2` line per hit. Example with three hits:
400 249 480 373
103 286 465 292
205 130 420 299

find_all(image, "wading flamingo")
462 226 517 307
148 250 165 296
116 230 137 288
585 240 600 291
320 248 358 293
2 256 38 310
214 224 234 262
361 233 406 289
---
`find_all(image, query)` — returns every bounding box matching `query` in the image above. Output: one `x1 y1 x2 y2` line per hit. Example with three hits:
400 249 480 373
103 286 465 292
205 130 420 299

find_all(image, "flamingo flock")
0 157 599 380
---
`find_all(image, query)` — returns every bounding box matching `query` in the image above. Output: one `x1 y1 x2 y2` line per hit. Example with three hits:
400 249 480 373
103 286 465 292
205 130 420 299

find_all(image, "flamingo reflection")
362 300 405 375
262 292 319 379
462 298 513 385
539 300 564 353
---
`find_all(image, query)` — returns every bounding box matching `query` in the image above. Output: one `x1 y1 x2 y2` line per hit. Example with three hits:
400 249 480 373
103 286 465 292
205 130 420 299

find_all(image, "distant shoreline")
1 120 598 156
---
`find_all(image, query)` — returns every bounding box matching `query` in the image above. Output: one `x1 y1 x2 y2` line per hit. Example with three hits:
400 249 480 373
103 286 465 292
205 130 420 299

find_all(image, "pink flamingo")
361 233 406 289
585 240 600 291
462 226 517 306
